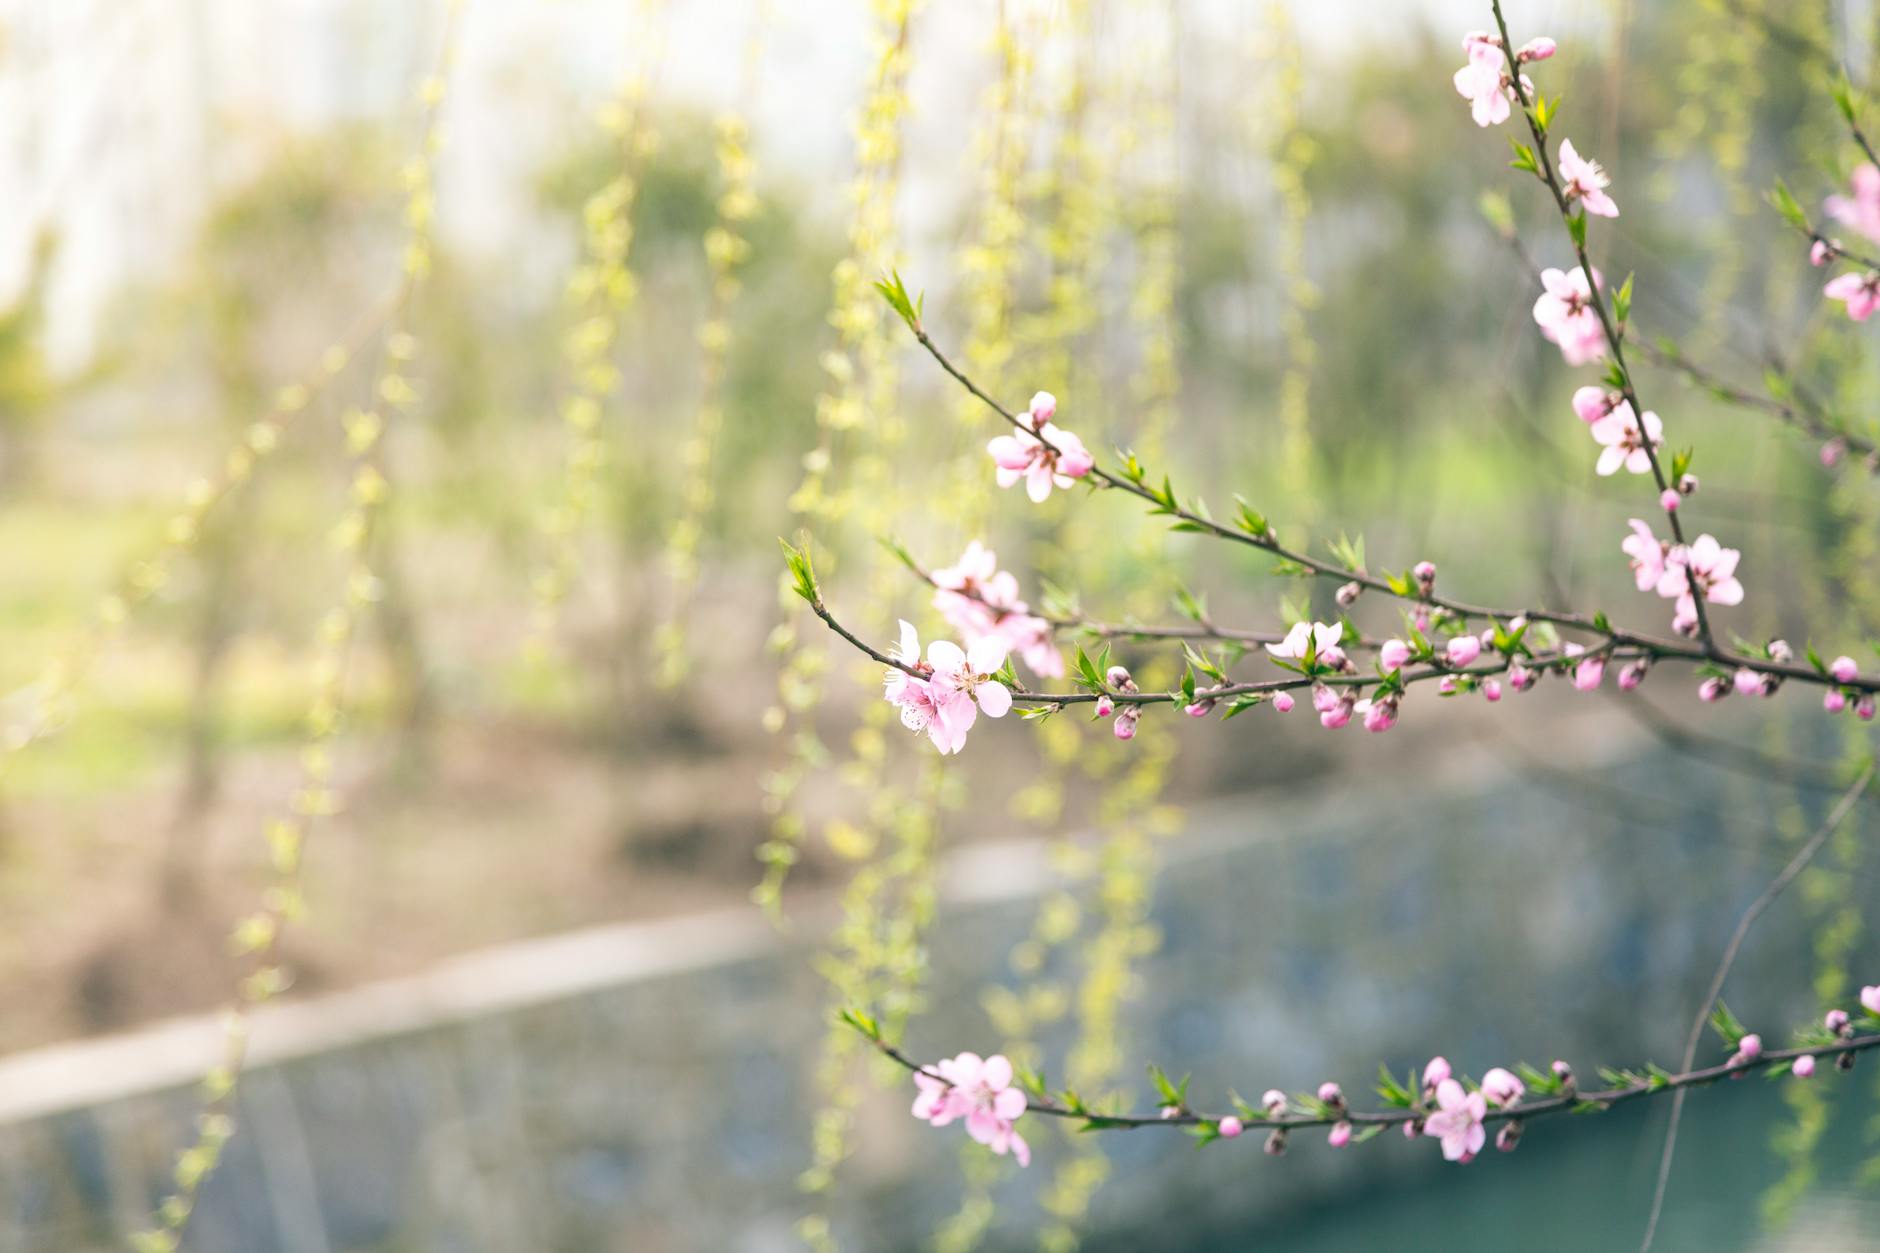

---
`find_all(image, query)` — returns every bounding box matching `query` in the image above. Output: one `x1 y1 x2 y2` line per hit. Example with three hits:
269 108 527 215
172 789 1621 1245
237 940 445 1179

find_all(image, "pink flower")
1453 38 1512 127
1508 664 1537 691
913 1053 1030 1166
1516 36 1556 62
1622 519 1668 592
986 393 1094 502
1483 678 1503 702
1380 638 1412 672
1424 1078 1487 1163
891 636 1012 755
1272 692 1295 713
1218 1116 1243 1139
1573 655 1606 691
1825 271 1880 321
1589 404 1664 476
1730 1034 1762 1067
1319 690 1355 730
931 542 1063 680
1533 266 1606 365
1328 1121 1352 1148
1825 164 1880 243
1114 706 1141 740
1184 701 1212 718
1658 534 1744 620
1734 667 1769 697
1445 635 1482 667
1573 386 1619 424
1793 1055 1816 1078
1832 655 1859 683
1618 660 1647 691
1267 621 1344 666
1826 689 1848 714
1860 985 1880 1015
1481 1067 1525 1108
1557 139 1618 217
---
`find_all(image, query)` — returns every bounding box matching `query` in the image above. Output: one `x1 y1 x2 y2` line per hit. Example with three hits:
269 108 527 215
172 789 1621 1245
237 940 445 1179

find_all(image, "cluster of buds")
1822 654 1877 719
1102 665 1141 740
1262 1088 1289 1156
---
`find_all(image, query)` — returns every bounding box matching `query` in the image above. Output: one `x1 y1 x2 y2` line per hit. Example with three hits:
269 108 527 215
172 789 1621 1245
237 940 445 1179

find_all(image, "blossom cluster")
1821 165 1880 321
883 621 1011 755
986 391 1092 502
930 541 1063 679
910 1051 1030 1165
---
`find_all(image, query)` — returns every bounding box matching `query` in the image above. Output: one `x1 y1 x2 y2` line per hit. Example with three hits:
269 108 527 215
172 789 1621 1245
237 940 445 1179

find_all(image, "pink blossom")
1094 694 1114 717
1272 692 1294 713
1658 534 1745 621
1730 1034 1762 1067
1267 621 1345 666
1508 664 1537 691
1861 985 1880 1015
1483 678 1503 702
1832 655 1859 683
1699 676 1729 702
1496 1122 1523 1152
1573 655 1605 691
1589 404 1664 476
1357 695 1399 732
891 636 1012 755
1826 689 1848 714
1445 635 1482 667
1453 38 1512 128
1516 36 1556 62
1618 660 1647 691
1825 164 1880 243
1328 1121 1353 1148
1825 271 1880 322
930 542 1063 680
1423 1057 1452 1092
1734 667 1771 698
1622 519 1667 592
1827 1009 1851 1034
912 1052 1030 1164
1414 561 1437 594
1114 706 1140 740
1319 690 1355 730
1533 267 1607 365
1380 638 1412 671
1793 1055 1816 1078
986 392 1094 502
1261 1089 1288 1117
1438 676 1459 695
1557 139 1618 217
1824 438 1849 467
1481 1067 1525 1108
1218 1116 1243 1139
1317 1081 1345 1106
1424 1078 1487 1163
1573 386 1619 424
1811 239 1835 267
1660 488 1680 512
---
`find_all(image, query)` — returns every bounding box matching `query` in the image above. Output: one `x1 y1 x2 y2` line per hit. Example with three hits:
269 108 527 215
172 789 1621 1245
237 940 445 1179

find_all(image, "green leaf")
1233 495 1270 538
877 534 917 574
872 270 922 330
1174 584 1208 623
779 538 818 603
1769 178 1809 231
1508 137 1538 173
1834 71 1858 125
1568 209 1588 250
1709 1000 1748 1049
1613 272 1634 324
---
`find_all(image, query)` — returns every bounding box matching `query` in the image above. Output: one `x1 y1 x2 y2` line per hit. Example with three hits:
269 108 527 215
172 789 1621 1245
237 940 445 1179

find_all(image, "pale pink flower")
1319 691 1355 730
1357 694 1400 734
1861 985 1880 1015
1861 697 1877 721
1589 404 1663 476
931 542 1063 680
1445 635 1482 667
1618 660 1647 691
1832 655 1859 683
1094 694 1115 718
1114 706 1140 739
1414 561 1437 594
986 393 1094 502
1728 1034 1762 1070
1825 164 1880 243
914 1052 1030 1165
1793 1055 1816 1078
1658 534 1744 621
1218 1116 1243 1139
1267 620 1344 665
914 637 1013 754
1573 385 1618 424
1453 38 1512 128
1424 1078 1487 1163
1825 271 1880 322
1481 1067 1525 1108
1508 664 1537 691
1439 676 1459 695
1622 519 1667 592
1734 667 1770 697
1317 1082 1345 1106
1533 267 1607 364
1557 139 1618 217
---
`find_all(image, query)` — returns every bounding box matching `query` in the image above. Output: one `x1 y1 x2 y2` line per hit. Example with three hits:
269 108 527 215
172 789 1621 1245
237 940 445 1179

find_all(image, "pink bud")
1793 1055 1816 1078
1679 473 1699 496
1861 985 1880 1015
1812 239 1833 267
1496 1122 1523 1152
1737 1033 1763 1062
1114 708 1139 740
1317 1081 1345 1106
1509 664 1537 691
1379 638 1412 671
1028 390 1057 424
1262 1089 1287 1117
1860 696 1877 721
1769 639 1793 663
1413 560 1436 582
1184 702 1210 718
1572 386 1613 423
1264 1130 1288 1156
1827 1009 1850 1034
1439 677 1458 695
1106 665 1133 689
1446 635 1482 667
1328 1120 1352 1148
1272 692 1294 713
1516 36 1555 61
1403 1119 1421 1139
1362 697 1398 732
1734 667 1764 697
1423 1056 1451 1089
1618 660 1646 691
1483 678 1503 702
1572 656 1605 691
1823 438 1848 467
1699 676 1729 702
1659 488 1680 512
1825 689 1846 714
1335 581 1361 608
1218 1116 1243 1139
1095 695 1115 717
1832 655 1859 683
1318 645 1350 672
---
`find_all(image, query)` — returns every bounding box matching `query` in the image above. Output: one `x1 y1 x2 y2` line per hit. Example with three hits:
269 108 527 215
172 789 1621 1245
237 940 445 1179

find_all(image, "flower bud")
1379 638 1412 671
1335 581 1362 609
1423 1056 1451 1092
1768 639 1793 664
1328 1121 1352 1148
1264 1129 1288 1156
1272 692 1295 713
1551 1059 1576 1099
1218 1116 1243 1139
1483 678 1503 702
1446 635 1482 667
1823 437 1848 467
1317 1081 1345 1108
1515 36 1555 61
1509 664 1537 692
1812 239 1834 267
1403 1117 1423 1139
1413 561 1437 596
1827 1009 1850 1036
1618 659 1647 691
1832 655 1859 684
1496 1121 1523 1152
1860 696 1877 722
1114 707 1140 740
1184 702 1211 718
1106 665 1134 690
1659 488 1680 512
1699 676 1729 702
1838 1051 1858 1072
1028 390 1057 424
1678 473 1699 496
1793 1055 1816 1078
1095 695 1115 717
1825 689 1847 714
1438 677 1458 696
1262 1089 1288 1118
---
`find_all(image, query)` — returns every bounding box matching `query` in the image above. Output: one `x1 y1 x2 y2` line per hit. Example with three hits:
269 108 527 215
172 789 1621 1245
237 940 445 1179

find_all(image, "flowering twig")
1488 0 1715 649
843 1010 1880 1139
1637 762 1876 1252
1639 338 1878 468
